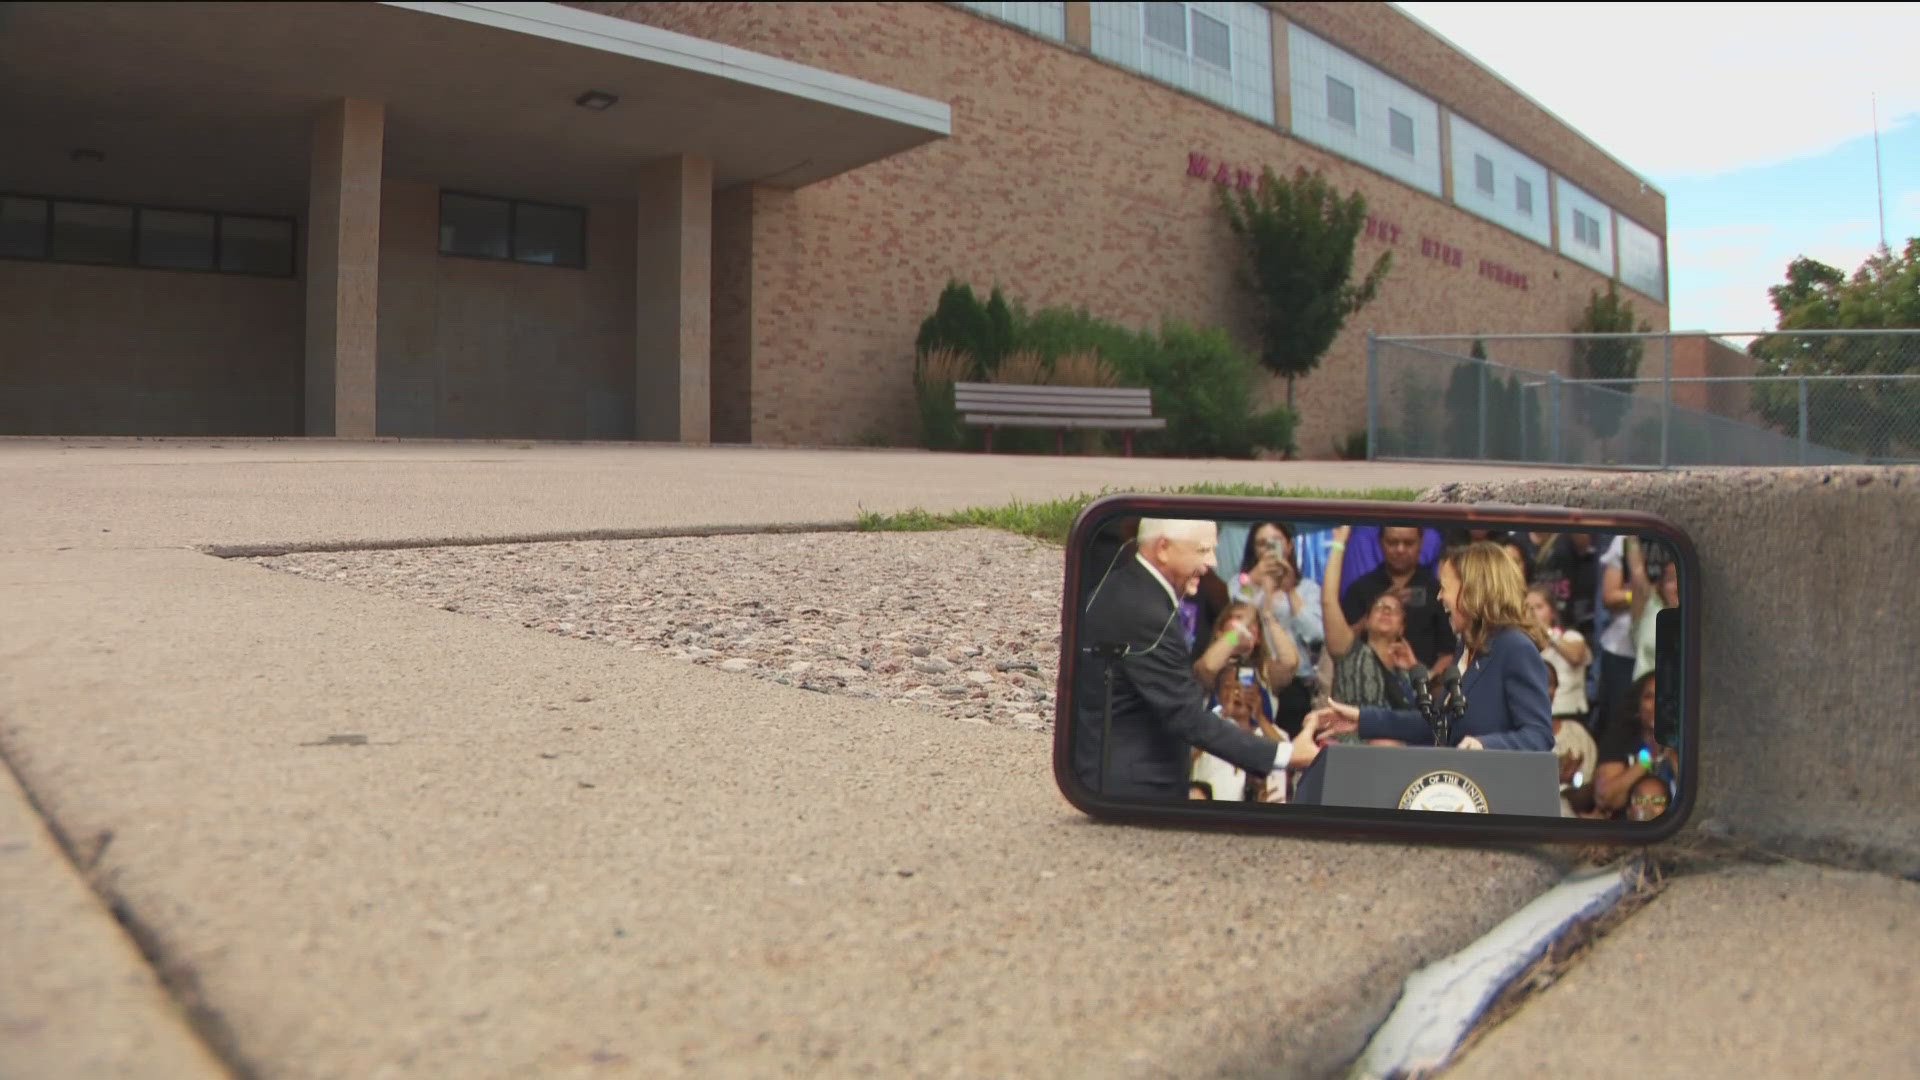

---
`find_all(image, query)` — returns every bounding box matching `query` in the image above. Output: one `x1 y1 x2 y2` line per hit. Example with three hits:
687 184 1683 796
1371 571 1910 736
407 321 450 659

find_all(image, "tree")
1748 239 1920 458
1221 167 1391 406
1569 285 1650 454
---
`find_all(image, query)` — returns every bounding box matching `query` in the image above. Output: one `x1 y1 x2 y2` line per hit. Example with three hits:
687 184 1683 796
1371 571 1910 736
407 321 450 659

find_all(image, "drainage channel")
1348 854 1656 1079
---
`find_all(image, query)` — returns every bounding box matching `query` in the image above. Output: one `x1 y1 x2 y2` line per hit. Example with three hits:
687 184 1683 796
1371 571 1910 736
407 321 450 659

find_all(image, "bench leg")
1123 431 1134 457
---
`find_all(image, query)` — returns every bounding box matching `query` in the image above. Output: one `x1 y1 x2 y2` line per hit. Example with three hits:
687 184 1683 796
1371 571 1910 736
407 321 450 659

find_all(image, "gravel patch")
251 529 1065 731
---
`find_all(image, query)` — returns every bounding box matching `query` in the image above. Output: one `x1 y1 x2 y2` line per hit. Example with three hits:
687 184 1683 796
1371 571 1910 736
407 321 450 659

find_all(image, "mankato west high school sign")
1188 151 1531 292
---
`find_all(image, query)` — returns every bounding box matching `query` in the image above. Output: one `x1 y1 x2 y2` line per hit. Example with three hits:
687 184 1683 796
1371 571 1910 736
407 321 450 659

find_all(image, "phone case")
1051 494 1701 845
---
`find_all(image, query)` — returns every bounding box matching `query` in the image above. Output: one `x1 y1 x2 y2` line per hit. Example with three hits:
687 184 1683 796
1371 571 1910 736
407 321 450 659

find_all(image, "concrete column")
1268 11 1290 130
304 99 384 438
635 154 713 444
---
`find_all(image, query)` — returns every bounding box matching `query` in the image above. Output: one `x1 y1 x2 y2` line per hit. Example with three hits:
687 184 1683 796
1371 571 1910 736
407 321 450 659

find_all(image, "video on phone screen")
1069 518 1682 822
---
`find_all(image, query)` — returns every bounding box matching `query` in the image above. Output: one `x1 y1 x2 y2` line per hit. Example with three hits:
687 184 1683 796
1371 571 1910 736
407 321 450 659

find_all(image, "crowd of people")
1159 521 1681 821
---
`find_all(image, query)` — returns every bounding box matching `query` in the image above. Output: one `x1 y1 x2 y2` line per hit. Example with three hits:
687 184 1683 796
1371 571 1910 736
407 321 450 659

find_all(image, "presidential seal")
1397 770 1490 813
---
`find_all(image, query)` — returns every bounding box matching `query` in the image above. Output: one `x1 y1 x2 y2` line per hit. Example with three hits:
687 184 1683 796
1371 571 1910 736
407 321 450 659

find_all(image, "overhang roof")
0 1 951 208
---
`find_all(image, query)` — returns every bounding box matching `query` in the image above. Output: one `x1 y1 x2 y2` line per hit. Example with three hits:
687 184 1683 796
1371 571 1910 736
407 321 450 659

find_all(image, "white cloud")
1669 217 1884 330
1393 2 1920 178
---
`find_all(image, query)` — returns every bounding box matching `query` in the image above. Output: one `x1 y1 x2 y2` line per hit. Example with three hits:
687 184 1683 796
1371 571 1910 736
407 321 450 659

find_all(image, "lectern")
1291 744 1561 817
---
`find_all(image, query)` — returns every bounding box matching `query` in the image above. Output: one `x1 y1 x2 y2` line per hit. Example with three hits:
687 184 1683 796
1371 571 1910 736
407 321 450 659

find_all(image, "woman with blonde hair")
1307 541 1554 751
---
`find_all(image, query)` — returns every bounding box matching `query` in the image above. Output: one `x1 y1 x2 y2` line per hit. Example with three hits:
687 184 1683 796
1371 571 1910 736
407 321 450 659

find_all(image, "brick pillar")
1268 10 1290 129
305 99 383 438
1437 110 1455 203
1064 2 1091 49
635 154 713 444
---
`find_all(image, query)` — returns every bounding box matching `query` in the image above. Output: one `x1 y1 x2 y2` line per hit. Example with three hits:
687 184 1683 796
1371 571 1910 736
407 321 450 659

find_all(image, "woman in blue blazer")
1310 541 1554 752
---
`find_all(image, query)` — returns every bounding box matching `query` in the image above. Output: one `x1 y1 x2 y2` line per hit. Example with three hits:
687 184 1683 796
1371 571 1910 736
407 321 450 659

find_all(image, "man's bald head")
1136 517 1218 598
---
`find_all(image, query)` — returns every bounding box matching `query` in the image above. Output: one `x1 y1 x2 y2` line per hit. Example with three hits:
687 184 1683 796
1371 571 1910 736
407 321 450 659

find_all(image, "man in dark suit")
1071 518 1294 800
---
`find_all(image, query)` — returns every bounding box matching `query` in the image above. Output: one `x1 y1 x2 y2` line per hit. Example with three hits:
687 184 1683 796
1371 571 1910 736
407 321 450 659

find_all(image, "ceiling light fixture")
574 90 618 111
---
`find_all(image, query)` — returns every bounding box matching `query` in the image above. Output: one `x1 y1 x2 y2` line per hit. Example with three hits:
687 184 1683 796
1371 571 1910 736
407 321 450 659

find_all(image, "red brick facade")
574 1 1670 454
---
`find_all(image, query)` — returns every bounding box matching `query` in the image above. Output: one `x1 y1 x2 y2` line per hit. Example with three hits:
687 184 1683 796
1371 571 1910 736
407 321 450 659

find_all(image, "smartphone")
1054 495 1700 844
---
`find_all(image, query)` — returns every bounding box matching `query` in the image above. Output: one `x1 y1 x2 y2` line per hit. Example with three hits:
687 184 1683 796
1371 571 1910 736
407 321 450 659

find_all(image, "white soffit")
388 1 953 136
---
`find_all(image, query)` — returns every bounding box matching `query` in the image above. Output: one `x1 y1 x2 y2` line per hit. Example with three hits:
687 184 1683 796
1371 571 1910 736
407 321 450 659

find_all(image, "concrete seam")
198 519 866 558
0 736 254 1080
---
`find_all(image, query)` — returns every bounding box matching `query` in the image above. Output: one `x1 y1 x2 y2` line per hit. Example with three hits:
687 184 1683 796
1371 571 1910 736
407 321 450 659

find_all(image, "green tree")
1221 167 1391 406
1569 285 1651 453
1748 240 1920 458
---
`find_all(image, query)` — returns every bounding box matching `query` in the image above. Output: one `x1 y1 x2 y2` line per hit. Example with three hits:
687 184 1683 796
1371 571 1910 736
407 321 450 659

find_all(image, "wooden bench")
953 382 1165 456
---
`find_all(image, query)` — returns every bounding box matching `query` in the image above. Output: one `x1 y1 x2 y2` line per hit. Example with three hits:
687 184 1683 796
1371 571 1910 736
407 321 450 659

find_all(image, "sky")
1393 1 1920 332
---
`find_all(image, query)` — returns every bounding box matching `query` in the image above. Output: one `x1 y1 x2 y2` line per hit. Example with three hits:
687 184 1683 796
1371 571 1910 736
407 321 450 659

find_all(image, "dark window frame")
1326 75 1357 128
0 191 297 279
437 189 588 270
1388 108 1415 155
1474 154 1496 196
1189 8 1232 73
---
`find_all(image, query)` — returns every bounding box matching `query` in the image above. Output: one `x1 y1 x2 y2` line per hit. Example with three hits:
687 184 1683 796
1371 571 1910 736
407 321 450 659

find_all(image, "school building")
0 2 1669 455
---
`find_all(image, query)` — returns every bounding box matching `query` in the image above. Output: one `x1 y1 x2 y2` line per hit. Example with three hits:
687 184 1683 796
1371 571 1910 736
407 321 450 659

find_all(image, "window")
0 194 294 277
1327 76 1356 127
53 202 134 264
1474 155 1495 196
138 209 216 270
1191 9 1230 70
1573 209 1601 248
1 196 49 258
219 216 295 277
1515 177 1534 216
1144 2 1185 49
1143 3 1232 72
1389 109 1415 155
438 192 586 269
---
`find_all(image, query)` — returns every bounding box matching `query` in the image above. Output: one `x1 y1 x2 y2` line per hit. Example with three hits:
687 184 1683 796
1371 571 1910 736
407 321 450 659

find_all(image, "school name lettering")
1188 151 1530 292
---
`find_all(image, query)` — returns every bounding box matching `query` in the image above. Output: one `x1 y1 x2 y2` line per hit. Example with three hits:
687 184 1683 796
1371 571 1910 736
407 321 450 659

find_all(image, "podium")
1292 744 1561 817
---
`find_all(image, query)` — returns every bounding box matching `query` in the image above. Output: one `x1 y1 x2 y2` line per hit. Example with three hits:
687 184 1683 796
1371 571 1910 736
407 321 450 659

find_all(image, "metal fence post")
1660 333 1673 469
1476 360 1488 461
1366 331 1378 461
1798 376 1809 465
1520 382 1530 462
1549 371 1562 464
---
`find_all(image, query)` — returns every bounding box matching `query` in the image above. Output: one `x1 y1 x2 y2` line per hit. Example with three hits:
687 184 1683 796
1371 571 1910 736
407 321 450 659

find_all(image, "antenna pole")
1874 93 1887 251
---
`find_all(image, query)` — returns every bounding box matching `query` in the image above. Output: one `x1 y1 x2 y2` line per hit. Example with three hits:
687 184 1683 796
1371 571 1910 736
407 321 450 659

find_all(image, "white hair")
1136 517 1214 547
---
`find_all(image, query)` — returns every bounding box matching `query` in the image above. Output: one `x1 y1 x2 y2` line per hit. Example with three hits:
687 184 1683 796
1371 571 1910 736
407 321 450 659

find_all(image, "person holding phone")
1307 541 1554 751
1319 526 1424 730
1191 601 1298 733
1230 522 1322 734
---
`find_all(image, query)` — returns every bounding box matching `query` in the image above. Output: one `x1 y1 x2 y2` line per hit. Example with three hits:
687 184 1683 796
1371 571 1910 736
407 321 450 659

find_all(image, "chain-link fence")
1367 330 1920 468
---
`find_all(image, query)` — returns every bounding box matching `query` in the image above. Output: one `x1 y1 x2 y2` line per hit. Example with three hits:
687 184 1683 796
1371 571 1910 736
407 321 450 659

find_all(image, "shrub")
1114 322 1295 458
1333 428 1368 460
912 294 1295 458
913 347 971 450
989 349 1052 385
916 281 1014 378
1048 351 1121 388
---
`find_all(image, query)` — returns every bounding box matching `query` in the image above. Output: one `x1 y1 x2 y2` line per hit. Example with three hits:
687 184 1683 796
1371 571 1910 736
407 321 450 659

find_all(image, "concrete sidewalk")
1447 861 1920 1077
1 441 1579 1077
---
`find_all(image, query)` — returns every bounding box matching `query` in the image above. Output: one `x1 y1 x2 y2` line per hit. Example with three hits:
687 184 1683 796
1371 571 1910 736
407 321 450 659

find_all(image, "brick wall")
574 1 1668 454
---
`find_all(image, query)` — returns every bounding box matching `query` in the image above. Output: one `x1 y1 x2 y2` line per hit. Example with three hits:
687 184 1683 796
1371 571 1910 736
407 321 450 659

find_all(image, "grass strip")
857 483 1425 545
